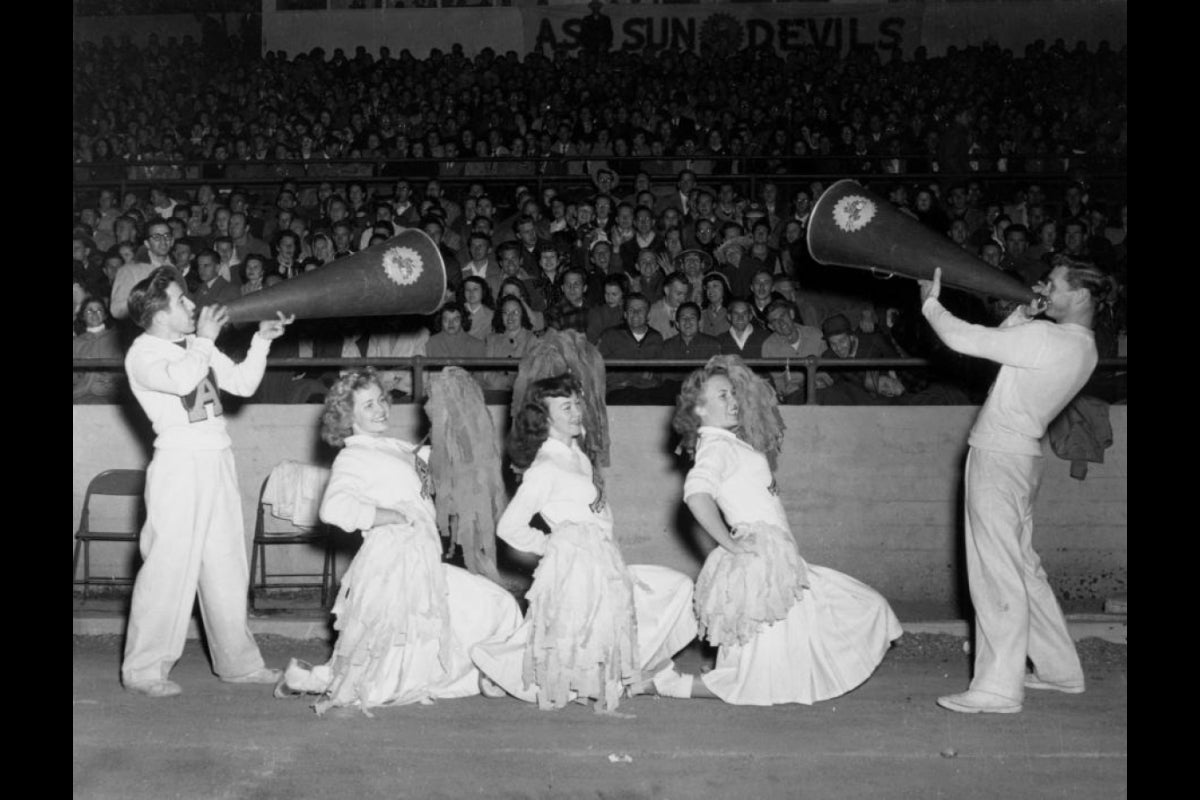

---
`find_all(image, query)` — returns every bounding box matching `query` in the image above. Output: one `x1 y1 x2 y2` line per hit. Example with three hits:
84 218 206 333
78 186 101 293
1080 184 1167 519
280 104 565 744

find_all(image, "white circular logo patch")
832 195 877 233
382 246 424 286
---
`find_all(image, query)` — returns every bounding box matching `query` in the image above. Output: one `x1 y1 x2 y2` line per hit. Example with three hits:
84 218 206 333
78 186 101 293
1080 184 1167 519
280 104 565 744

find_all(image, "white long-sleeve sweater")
124 333 270 450
922 298 1097 456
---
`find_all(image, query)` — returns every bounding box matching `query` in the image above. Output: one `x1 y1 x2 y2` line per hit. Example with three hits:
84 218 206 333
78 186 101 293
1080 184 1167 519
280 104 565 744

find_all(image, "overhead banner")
523 3 920 58
256 2 1124 60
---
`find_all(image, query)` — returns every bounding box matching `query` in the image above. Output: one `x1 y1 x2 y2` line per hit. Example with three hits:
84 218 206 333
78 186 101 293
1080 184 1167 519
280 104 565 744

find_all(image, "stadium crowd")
72 31 1127 406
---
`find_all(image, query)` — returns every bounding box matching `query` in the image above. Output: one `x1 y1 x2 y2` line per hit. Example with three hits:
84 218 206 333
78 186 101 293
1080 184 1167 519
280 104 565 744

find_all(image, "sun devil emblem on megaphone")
222 228 448 324
807 180 1037 304
832 194 878 232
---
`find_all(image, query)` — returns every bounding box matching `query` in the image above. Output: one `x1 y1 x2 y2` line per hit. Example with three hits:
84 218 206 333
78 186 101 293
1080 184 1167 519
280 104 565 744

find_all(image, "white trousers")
964 448 1084 701
121 448 265 684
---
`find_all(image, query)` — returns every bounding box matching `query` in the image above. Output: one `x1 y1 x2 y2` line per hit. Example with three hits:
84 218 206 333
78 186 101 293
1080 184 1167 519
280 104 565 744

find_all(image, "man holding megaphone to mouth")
120 266 295 698
918 260 1112 714
117 231 448 698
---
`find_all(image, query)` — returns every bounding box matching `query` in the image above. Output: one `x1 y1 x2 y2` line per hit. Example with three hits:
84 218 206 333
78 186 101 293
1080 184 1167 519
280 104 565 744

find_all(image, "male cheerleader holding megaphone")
918 260 1113 714
120 266 294 698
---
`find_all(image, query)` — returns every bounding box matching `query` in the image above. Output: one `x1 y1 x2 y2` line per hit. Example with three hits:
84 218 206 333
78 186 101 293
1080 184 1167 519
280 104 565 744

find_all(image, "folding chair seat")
72 469 146 601
248 460 336 610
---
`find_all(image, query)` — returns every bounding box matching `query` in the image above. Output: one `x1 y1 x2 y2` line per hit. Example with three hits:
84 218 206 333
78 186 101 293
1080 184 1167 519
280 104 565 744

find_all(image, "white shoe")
125 678 182 698
651 666 695 699
222 667 283 685
937 690 1022 714
275 658 333 696
479 675 507 699
1024 675 1085 694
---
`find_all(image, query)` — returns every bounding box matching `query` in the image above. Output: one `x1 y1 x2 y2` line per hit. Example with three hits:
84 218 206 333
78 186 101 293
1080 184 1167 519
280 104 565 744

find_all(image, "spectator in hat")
813 313 906 405
592 167 619 198
742 200 768 227
581 234 617 304
716 235 758 300
579 1 614 60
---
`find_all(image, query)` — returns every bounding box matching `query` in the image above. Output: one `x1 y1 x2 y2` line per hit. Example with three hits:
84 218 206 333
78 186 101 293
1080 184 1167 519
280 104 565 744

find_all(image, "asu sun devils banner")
253 1 1122 61
523 3 921 58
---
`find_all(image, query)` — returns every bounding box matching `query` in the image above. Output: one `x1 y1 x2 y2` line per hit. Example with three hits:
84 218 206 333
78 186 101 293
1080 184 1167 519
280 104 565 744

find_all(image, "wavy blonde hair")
321 368 385 448
673 354 786 470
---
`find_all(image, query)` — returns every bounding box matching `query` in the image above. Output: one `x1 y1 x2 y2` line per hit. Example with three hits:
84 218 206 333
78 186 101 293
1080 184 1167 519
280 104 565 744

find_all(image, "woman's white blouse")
320 434 435 535
683 426 788 528
496 437 610 556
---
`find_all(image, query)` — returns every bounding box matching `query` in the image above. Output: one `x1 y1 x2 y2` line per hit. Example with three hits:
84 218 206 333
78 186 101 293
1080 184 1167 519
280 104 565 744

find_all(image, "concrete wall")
72 403 1127 607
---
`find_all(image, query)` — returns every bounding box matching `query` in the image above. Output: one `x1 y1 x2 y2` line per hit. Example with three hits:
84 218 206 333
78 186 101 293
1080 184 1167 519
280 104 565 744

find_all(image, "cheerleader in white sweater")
672 355 902 705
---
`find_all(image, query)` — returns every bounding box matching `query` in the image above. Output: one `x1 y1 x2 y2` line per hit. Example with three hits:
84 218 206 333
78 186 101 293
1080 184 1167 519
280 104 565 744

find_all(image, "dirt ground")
73 633 1126 800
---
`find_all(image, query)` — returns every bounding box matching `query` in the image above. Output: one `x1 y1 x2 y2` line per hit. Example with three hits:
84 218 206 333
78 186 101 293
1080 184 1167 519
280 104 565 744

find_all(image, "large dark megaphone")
807 180 1037 304
224 228 447 324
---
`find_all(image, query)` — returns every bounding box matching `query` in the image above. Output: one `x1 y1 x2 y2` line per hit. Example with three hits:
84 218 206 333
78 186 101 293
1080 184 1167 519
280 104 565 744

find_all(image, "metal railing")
71 154 1128 206
73 354 1129 405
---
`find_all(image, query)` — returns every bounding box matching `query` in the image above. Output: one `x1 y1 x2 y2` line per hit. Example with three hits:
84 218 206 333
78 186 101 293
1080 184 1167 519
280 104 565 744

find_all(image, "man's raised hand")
257 311 296 340
196 304 228 340
917 267 942 305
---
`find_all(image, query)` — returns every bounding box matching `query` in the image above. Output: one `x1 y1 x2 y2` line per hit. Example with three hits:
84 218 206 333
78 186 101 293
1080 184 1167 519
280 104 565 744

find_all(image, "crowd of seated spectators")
72 32 1125 183
72 34 1127 406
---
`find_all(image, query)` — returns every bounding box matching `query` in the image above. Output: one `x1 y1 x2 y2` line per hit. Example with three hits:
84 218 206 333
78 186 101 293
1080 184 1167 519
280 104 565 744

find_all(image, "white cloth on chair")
261 460 331 529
